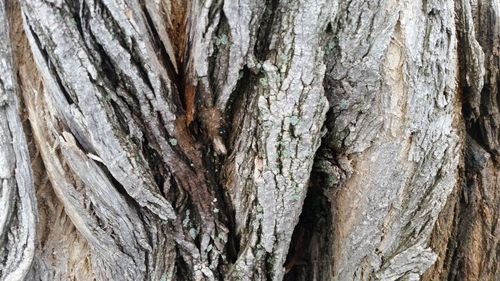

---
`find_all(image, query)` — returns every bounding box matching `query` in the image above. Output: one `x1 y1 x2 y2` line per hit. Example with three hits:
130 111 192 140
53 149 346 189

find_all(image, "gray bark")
0 2 37 281
0 0 498 280
321 0 460 279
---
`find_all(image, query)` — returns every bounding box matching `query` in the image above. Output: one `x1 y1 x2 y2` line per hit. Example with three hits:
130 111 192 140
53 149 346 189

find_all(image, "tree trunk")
0 0 497 280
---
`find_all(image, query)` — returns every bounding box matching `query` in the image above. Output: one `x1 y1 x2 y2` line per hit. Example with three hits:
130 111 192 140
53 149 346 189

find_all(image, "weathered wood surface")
423 1 499 280
0 0 497 280
0 2 37 280
320 0 461 279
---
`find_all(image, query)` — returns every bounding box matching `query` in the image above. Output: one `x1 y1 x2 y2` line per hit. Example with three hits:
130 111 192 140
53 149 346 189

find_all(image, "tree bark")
0 0 497 281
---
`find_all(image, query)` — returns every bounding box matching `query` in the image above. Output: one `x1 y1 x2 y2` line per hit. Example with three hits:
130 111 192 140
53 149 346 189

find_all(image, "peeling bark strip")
0 2 37 280
0 0 498 280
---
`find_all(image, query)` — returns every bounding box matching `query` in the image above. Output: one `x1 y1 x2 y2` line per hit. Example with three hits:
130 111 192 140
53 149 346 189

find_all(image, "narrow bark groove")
423 1 499 280
0 2 37 279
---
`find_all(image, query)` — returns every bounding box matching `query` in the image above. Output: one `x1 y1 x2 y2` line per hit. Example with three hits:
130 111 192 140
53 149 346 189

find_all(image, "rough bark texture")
0 0 497 281
320 0 460 279
422 1 499 280
0 3 37 281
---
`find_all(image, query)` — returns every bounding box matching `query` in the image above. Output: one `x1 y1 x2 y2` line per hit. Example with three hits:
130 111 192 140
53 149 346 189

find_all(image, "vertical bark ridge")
6 2 99 280
0 2 37 280
423 0 499 280
212 0 266 112
320 0 460 279
223 1 336 280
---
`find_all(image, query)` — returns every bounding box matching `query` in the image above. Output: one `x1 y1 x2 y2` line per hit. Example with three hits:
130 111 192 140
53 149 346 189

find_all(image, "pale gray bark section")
22 0 176 221
321 0 460 280
0 2 37 280
215 0 265 111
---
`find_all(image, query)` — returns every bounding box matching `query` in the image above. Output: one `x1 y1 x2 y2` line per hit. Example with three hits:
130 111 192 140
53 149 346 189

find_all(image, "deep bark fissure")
140 2 177 79
422 0 498 280
254 0 279 61
283 172 333 280
25 23 76 106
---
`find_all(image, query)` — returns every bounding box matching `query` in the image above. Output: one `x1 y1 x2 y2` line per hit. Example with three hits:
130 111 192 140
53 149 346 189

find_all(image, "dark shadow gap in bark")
254 0 279 61
139 0 178 78
284 162 333 281
217 66 258 263
443 182 468 281
138 0 189 117
108 99 131 134
140 136 169 198
283 18 340 274
478 84 498 158
455 1 496 162
69 0 86 42
223 66 253 143
175 253 190 281
200 145 238 262
208 10 230 108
